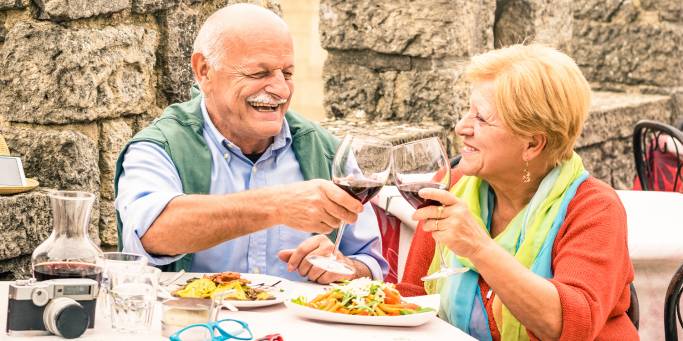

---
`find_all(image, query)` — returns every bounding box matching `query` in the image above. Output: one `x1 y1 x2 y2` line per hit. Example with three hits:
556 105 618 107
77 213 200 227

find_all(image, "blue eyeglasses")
169 318 253 341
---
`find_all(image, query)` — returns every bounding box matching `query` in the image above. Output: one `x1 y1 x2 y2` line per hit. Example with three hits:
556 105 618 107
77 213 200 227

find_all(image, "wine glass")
306 134 393 275
392 137 468 280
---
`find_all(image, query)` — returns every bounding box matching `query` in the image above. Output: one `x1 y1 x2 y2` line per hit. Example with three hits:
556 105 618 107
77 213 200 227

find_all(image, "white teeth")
463 146 476 152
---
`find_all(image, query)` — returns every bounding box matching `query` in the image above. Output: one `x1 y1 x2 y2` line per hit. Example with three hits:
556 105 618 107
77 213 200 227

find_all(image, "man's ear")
191 52 211 89
523 133 547 161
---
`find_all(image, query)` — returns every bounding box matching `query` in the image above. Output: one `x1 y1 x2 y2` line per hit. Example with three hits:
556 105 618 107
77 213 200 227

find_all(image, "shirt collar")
200 97 292 163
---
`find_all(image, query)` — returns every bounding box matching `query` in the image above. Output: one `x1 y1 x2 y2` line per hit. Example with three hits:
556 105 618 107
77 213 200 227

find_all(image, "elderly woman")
397 44 637 340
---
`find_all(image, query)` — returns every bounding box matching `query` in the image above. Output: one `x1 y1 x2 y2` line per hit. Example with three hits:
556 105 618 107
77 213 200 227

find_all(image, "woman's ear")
523 133 547 161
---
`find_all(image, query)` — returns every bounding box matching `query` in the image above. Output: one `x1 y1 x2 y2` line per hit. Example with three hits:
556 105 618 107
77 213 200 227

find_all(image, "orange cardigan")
397 174 638 340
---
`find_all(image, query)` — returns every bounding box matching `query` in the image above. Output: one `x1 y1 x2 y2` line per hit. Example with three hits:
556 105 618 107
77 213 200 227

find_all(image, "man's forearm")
350 259 372 279
140 190 278 255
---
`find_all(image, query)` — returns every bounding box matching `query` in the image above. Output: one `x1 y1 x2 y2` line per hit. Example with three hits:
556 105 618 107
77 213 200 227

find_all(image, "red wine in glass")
392 136 468 280
33 261 103 283
306 134 392 276
335 178 384 204
397 182 448 209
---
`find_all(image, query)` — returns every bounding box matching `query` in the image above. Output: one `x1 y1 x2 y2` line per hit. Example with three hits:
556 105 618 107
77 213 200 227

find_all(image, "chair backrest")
628 282 639 329
665 263 683 341
633 120 683 192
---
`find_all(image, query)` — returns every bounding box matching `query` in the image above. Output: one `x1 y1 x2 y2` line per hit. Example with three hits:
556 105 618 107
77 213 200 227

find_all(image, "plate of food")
169 272 289 308
285 277 437 327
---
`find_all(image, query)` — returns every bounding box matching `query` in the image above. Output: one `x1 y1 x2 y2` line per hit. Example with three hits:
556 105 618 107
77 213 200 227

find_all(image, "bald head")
193 4 291 68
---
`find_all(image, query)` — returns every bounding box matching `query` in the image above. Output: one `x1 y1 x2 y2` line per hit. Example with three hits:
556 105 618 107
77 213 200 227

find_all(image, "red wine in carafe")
335 179 384 204
397 182 447 209
33 262 103 283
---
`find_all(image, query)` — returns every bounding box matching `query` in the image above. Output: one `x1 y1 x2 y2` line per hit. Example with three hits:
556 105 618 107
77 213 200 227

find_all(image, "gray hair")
192 19 227 69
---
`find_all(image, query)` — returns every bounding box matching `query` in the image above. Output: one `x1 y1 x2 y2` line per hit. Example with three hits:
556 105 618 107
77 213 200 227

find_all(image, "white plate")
284 294 438 327
167 272 290 308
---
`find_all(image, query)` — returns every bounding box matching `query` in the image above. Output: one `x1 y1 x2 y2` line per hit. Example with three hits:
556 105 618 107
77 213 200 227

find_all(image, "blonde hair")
464 44 591 163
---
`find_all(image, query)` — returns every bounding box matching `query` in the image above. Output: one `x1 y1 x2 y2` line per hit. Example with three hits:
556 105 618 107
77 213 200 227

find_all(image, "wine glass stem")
439 244 449 268
332 221 346 255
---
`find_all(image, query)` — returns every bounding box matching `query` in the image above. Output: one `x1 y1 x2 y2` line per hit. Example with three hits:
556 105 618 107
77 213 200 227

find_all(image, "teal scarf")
425 152 589 340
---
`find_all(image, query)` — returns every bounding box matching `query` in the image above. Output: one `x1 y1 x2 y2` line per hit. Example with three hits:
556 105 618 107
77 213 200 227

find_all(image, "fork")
250 280 282 291
160 269 186 287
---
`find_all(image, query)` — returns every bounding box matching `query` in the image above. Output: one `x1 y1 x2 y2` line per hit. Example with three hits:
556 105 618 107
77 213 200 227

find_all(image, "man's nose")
265 70 291 99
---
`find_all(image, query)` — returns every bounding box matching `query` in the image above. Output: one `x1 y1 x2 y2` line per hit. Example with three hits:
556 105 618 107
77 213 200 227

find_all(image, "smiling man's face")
200 25 295 154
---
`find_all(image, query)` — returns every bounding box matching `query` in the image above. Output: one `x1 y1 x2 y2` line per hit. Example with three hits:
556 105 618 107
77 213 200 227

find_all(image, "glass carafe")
31 190 104 282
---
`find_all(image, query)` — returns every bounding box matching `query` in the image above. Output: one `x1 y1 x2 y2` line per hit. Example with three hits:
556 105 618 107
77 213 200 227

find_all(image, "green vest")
114 88 339 272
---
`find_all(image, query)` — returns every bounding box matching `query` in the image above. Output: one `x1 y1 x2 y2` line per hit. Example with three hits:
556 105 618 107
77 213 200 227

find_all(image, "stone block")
1 127 100 193
572 18 683 88
320 118 445 146
573 0 626 22
132 0 180 13
579 91 672 148
323 56 468 126
0 190 51 261
0 0 23 10
158 0 282 103
99 199 118 247
99 120 132 201
0 255 31 280
158 2 203 104
319 0 494 58
0 21 158 124
576 138 634 190
495 0 572 50
640 0 683 23
34 0 129 20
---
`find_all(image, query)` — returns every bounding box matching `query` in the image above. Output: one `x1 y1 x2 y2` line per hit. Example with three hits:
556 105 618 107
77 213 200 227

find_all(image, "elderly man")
114 4 387 284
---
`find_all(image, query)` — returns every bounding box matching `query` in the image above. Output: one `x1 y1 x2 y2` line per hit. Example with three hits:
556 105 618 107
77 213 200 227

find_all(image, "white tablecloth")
1 272 475 341
616 190 683 261
616 190 683 341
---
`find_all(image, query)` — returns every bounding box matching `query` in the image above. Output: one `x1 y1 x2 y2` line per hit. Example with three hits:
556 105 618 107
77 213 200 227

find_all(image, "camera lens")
43 297 90 339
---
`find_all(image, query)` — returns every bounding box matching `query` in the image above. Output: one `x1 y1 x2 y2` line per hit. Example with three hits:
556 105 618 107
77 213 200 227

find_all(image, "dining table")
1 272 475 341
616 189 683 341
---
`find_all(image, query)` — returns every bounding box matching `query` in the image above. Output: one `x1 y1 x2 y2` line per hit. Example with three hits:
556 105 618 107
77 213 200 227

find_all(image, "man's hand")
269 179 363 234
277 234 370 284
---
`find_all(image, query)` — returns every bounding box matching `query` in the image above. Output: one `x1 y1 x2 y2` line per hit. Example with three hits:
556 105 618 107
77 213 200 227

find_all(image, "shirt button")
252 166 257 173
223 153 229 159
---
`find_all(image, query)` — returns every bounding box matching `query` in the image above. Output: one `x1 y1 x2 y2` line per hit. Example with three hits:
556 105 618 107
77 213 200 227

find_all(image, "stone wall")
0 0 282 279
320 0 683 187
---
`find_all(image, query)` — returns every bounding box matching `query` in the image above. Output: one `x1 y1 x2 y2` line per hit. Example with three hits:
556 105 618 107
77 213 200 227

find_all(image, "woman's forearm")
470 241 563 340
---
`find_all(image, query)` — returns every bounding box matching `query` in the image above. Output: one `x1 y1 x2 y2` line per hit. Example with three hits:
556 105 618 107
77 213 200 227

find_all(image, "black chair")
632 120 683 192
665 264 683 340
628 282 640 329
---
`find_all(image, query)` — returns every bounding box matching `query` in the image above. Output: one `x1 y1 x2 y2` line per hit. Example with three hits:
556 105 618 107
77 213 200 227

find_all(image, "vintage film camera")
6 278 99 339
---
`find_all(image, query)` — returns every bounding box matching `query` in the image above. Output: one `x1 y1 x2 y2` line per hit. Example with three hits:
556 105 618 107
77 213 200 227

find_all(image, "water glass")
108 265 159 332
99 252 148 318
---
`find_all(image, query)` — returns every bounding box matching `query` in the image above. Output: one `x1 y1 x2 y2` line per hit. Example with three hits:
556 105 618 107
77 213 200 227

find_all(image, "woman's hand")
413 187 492 259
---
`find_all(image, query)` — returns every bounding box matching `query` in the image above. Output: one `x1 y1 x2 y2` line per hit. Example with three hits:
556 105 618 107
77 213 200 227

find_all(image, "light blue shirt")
115 99 388 281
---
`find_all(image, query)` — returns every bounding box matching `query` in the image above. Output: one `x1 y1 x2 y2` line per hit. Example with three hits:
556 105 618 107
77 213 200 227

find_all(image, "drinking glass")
108 265 159 332
306 134 393 275
392 137 468 280
99 252 148 319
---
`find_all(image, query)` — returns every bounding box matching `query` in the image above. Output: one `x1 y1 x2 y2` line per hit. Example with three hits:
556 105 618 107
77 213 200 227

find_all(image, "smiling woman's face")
454 81 529 183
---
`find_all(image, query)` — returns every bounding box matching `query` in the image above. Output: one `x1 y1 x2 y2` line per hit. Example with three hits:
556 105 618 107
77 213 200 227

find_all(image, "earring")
522 160 531 183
